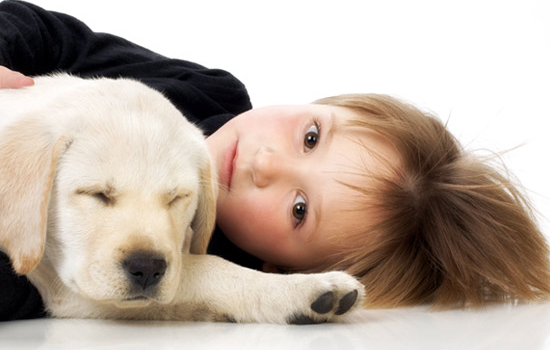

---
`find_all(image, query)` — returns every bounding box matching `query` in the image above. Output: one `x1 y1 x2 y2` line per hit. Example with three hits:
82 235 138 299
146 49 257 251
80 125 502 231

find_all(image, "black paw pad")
311 291 334 314
288 314 319 325
335 290 358 315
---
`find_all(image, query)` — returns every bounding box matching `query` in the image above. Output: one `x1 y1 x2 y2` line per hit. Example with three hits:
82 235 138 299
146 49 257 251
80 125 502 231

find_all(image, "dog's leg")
166 254 365 324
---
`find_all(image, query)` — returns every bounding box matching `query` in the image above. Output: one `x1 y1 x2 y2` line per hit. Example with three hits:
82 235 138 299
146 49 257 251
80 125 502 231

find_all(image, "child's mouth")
223 139 238 190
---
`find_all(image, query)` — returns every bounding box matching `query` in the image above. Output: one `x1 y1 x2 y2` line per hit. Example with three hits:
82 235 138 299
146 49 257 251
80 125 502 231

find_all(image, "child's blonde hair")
311 93 550 308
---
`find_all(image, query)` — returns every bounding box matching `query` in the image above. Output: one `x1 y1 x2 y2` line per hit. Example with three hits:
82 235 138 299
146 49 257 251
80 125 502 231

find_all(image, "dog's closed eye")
165 189 191 208
91 191 115 205
76 186 116 206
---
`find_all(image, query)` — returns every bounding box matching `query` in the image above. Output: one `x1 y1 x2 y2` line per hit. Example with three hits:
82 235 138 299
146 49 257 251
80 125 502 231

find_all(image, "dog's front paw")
286 271 365 324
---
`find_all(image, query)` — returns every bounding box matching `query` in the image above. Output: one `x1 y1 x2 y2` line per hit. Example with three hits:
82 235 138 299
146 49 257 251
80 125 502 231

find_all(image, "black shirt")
0 0 262 321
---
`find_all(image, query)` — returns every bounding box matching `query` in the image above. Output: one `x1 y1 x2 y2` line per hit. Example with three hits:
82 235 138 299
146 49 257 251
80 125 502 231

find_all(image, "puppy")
0 74 364 323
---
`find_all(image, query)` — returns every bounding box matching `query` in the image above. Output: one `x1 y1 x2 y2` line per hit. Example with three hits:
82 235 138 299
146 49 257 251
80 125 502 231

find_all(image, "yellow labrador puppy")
0 74 364 324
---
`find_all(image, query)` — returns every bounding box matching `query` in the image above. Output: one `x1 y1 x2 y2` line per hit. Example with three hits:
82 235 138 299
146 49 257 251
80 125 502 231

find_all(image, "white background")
4 2 550 349
26 0 550 236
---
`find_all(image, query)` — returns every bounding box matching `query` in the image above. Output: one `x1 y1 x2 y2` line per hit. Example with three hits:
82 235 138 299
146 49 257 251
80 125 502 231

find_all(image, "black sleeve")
0 252 47 321
0 0 252 124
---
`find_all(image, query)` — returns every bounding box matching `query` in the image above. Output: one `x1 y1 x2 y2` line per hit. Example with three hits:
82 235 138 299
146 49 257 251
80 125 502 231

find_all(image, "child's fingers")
0 66 34 89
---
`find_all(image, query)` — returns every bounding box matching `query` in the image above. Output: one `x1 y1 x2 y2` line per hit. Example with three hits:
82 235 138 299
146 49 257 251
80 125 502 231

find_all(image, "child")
1 1 549 319
206 88 550 308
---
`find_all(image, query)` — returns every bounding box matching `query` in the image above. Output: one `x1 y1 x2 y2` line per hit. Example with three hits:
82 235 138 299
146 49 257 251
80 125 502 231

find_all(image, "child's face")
207 105 398 269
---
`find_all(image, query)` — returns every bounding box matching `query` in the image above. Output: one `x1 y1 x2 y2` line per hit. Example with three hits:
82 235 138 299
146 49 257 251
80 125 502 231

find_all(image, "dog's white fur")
0 74 364 323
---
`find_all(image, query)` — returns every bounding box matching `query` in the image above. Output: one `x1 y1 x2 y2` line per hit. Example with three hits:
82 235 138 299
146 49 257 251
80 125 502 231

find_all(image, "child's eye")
292 193 307 227
304 122 320 151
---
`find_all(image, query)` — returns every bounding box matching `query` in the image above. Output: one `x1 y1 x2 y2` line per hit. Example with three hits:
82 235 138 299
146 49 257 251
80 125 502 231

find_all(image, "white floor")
1 302 550 350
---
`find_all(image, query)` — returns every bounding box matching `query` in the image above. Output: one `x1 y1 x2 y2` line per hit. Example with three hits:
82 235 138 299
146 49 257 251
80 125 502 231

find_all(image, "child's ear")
0 117 71 274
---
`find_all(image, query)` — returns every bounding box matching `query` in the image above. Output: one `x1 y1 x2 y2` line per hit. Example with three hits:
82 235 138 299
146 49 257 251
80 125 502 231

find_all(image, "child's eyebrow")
325 112 337 137
310 199 322 243
307 114 337 243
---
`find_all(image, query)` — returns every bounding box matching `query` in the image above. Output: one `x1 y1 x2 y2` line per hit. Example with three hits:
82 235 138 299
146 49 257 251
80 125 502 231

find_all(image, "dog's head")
0 77 217 306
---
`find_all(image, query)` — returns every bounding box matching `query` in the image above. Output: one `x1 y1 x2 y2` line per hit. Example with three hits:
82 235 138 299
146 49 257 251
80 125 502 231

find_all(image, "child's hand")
0 66 34 89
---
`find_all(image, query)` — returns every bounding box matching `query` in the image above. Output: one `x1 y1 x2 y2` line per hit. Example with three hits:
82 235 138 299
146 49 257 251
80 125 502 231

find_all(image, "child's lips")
222 140 238 190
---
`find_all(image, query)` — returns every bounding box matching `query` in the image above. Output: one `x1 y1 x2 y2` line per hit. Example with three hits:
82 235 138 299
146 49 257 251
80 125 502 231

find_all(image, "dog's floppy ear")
0 118 71 274
189 161 217 254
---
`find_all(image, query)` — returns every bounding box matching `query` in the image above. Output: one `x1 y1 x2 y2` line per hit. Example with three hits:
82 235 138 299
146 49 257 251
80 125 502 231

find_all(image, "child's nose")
252 147 291 187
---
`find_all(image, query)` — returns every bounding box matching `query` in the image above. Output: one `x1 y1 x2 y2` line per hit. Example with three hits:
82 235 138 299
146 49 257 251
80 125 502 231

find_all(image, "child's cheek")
243 198 290 246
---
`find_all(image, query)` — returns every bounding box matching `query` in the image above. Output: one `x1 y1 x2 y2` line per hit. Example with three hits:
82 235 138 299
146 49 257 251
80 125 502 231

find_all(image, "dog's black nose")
123 253 167 290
